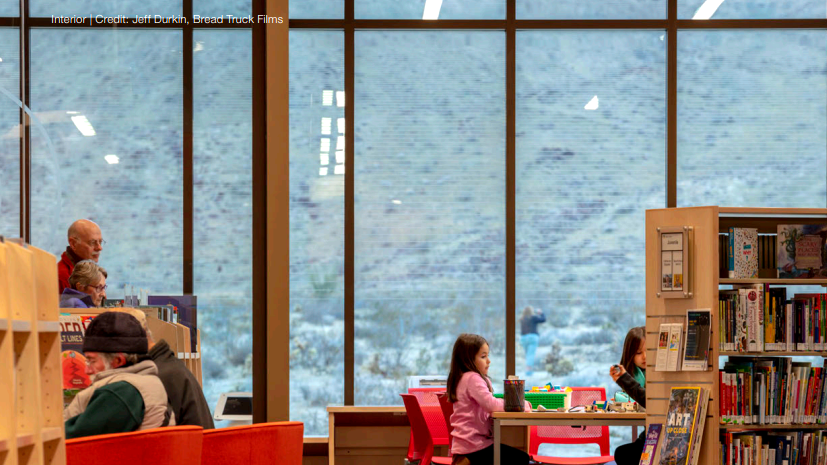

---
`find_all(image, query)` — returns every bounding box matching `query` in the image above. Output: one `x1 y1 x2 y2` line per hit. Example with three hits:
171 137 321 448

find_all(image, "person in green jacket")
64 312 174 439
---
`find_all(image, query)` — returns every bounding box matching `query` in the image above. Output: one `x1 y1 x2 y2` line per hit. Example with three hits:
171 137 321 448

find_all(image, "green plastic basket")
494 391 570 410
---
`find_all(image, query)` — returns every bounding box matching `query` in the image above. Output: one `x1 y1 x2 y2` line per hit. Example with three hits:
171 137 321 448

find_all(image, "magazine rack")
646 206 827 465
0 239 66 465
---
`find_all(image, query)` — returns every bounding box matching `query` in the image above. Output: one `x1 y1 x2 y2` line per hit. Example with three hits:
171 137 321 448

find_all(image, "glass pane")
195 0 251 19
677 31 827 207
30 29 184 298
680 0 826 19
516 30 666 454
193 29 252 425
289 30 345 435
31 1 181 18
518 0 665 19
0 2 17 16
357 0 504 19
0 28 19 238
291 0 343 19
355 31 506 404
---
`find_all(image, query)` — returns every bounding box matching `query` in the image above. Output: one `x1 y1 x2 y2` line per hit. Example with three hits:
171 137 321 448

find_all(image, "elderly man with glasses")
60 260 108 308
58 219 105 293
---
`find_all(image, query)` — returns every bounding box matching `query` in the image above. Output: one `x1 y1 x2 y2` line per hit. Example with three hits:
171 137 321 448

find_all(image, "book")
777 224 827 278
729 227 759 279
659 387 705 465
639 423 663 465
667 323 684 371
682 309 711 371
656 323 671 372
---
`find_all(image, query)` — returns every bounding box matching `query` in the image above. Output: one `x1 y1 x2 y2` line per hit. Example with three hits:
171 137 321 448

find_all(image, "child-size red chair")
406 388 449 462
401 394 452 465
201 421 303 465
66 426 204 465
529 387 614 465
437 393 454 451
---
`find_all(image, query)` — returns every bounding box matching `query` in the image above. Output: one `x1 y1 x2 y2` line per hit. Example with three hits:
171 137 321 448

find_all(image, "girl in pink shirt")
446 333 530 465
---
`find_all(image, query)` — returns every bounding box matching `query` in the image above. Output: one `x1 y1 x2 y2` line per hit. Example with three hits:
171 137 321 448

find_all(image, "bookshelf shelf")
16 433 34 448
720 351 827 357
11 320 31 332
40 428 62 443
720 278 827 285
36 321 60 333
720 424 827 430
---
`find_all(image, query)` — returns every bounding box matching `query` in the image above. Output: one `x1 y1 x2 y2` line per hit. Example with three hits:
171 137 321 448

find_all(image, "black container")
503 379 525 412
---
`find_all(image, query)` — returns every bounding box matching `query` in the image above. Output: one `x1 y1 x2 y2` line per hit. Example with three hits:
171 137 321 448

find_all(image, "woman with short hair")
60 260 108 308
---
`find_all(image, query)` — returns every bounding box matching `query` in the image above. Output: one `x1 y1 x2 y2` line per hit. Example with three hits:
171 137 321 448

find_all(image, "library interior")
2 1 827 465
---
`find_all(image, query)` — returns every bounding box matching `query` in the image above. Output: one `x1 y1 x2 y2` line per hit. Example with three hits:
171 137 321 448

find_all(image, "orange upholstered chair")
66 426 204 465
201 422 304 465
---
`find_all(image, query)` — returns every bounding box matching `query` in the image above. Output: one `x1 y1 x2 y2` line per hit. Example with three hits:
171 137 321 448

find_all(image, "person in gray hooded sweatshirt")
64 311 175 438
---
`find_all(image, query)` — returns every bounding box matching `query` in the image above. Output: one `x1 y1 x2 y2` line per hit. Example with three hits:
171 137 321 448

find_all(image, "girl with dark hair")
446 333 530 465
610 326 647 465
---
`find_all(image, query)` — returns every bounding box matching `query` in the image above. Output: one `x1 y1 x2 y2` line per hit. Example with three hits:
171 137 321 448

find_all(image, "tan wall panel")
335 427 409 448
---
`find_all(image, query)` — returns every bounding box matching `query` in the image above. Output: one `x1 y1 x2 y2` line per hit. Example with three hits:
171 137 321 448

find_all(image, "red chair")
437 393 455 451
529 387 614 465
66 426 203 465
401 394 452 465
406 388 449 462
201 421 303 465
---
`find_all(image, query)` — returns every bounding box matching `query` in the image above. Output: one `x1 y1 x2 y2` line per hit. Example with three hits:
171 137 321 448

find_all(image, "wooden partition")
0 240 66 465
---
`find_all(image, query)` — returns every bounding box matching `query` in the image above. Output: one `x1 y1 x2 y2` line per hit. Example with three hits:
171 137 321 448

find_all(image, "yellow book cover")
659 387 701 465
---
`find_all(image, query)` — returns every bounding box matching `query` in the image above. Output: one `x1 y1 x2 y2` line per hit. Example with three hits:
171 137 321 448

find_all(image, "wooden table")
492 411 646 465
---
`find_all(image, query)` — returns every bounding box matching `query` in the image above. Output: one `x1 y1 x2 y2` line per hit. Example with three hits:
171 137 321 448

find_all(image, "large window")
677 30 827 208
30 29 184 297
516 30 666 453
354 31 506 404
289 30 345 435
30 0 181 18
193 29 254 422
0 28 19 238
517 0 666 19
355 0 504 19
679 0 827 19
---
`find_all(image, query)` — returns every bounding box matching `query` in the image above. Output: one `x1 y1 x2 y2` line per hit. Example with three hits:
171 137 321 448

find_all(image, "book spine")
730 227 736 279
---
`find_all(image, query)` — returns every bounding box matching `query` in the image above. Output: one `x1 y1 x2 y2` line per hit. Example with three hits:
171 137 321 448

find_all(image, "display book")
658 386 710 465
718 286 827 353
654 309 711 372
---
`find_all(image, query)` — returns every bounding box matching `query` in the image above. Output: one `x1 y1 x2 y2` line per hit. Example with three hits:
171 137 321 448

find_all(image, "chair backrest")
408 388 450 446
437 393 454 450
201 421 304 465
66 426 203 465
529 387 611 456
401 394 435 464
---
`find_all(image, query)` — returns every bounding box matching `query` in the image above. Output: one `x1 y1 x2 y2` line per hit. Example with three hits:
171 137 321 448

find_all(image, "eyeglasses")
89 284 107 292
86 239 106 247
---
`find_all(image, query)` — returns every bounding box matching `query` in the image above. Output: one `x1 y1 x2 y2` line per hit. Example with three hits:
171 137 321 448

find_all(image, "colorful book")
659 387 703 465
729 227 758 279
656 324 671 372
639 424 663 465
667 323 683 372
682 309 711 371
777 224 827 278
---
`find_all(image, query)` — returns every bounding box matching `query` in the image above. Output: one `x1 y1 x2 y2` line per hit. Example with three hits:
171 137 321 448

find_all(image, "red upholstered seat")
66 426 204 465
402 394 453 465
201 421 304 465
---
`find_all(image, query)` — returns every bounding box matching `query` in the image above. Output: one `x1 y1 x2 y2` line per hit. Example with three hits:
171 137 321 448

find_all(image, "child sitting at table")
610 326 646 465
446 333 530 465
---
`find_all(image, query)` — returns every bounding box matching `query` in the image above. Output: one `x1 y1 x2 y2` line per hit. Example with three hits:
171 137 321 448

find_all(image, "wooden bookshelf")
647 206 827 465
0 239 66 465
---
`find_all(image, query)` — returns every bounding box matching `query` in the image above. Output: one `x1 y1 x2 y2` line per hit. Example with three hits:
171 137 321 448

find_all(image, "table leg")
632 425 638 441
328 412 335 465
494 420 501 465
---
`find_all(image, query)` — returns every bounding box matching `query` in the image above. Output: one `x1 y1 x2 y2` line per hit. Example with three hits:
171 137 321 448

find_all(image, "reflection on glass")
677 31 827 207
355 31 506 404
30 29 184 297
193 29 253 424
289 30 345 436
194 0 250 19
679 0 826 19
0 28 19 238
516 30 665 454
517 0 665 19
31 0 181 18
290 0 343 19
356 0 504 19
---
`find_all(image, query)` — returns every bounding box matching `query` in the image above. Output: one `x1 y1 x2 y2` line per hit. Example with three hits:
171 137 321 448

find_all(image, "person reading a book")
110 308 215 429
447 333 531 465
58 219 105 293
60 260 107 308
64 312 175 438
609 326 646 465
519 306 545 375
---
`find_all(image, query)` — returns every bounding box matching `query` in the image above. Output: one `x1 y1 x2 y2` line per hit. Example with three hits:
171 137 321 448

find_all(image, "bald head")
67 219 103 262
